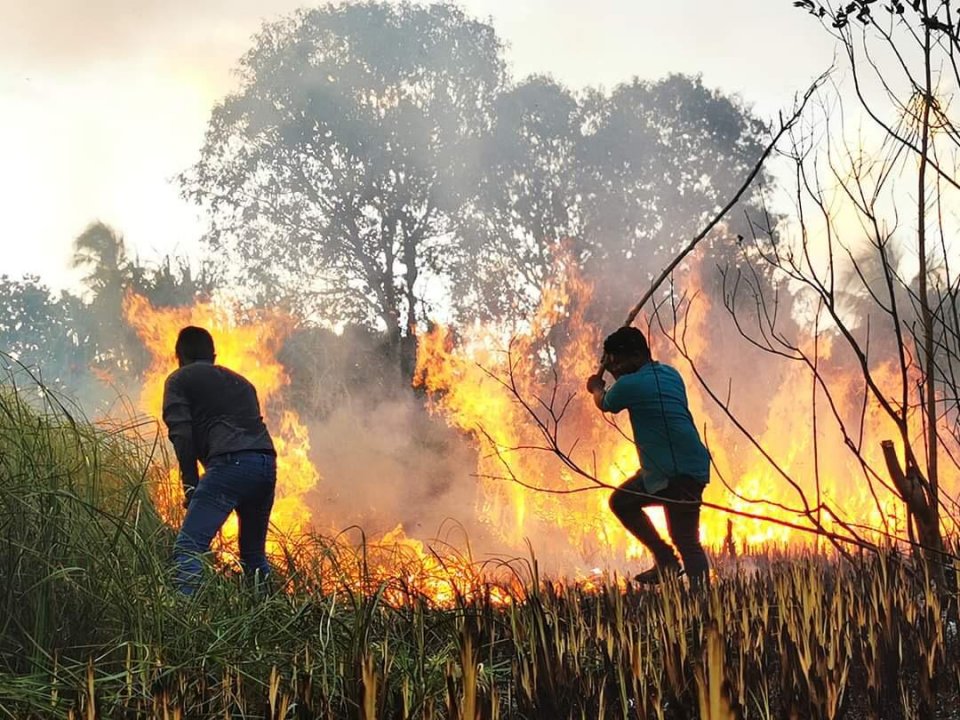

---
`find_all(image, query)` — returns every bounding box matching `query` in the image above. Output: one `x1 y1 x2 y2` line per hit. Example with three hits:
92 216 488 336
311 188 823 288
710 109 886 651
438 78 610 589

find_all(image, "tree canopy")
0 275 93 389
183 2 505 377
459 73 773 324
183 1 774 375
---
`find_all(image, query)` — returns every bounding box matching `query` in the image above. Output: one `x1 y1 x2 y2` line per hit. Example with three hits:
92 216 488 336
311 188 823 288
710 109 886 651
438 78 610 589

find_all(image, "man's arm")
170 435 200 500
586 352 613 410
162 376 200 504
586 373 607 410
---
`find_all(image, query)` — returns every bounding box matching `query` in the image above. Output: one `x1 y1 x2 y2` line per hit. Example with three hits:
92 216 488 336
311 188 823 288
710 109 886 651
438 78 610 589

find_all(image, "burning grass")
2 373 960 718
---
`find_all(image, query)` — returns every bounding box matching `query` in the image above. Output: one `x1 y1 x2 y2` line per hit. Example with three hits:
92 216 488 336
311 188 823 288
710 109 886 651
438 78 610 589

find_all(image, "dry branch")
595 72 829 373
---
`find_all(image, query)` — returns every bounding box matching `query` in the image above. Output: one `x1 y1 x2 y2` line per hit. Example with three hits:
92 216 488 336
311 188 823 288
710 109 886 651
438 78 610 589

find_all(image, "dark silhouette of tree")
71 222 135 300
1 223 217 396
182 2 505 381
137 256 220 309
455 76 583 322
70 221 146 375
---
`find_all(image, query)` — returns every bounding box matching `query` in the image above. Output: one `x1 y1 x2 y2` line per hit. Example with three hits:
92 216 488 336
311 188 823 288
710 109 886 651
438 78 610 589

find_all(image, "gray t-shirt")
162 360 275 485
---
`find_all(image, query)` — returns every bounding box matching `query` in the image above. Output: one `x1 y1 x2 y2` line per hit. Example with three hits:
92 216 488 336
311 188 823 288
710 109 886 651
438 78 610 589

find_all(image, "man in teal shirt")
586 326 710 586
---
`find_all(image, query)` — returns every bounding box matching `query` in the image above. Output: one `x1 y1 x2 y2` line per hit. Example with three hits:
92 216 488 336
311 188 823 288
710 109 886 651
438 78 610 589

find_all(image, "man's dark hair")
175 326 215 363
603 326 650 358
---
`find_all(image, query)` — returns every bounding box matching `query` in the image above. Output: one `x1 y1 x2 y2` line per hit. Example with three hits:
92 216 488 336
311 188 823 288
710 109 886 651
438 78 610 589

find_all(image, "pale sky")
0 1 835 292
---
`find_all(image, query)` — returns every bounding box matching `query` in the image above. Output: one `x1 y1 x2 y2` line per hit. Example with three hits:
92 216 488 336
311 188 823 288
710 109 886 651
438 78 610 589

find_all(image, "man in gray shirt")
162 326 277 594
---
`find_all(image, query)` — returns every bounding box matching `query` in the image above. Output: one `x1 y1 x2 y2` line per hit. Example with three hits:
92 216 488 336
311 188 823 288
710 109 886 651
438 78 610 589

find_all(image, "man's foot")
633 562 683 585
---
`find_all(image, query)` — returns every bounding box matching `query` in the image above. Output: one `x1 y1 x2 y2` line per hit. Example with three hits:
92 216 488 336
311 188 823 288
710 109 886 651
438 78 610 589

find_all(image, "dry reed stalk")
458 627 478 720
695 618 738 719
360 652 379 720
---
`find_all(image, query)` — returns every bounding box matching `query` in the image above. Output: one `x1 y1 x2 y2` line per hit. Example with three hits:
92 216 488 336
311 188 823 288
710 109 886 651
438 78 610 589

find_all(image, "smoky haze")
307 394 480 541
10 0 776 578
2 0 833 293
1 0 861 579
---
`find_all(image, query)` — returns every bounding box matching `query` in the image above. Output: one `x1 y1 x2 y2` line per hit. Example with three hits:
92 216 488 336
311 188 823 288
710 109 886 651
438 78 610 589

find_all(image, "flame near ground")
123 294 505 602
122 257 959 600
414 255 959 564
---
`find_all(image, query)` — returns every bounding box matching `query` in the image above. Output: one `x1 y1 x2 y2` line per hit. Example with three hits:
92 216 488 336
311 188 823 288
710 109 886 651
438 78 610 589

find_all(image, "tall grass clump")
0 368 172 674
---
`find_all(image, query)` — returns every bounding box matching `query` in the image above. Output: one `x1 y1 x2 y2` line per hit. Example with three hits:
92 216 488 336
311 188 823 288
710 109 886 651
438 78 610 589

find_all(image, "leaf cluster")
795 0 958 33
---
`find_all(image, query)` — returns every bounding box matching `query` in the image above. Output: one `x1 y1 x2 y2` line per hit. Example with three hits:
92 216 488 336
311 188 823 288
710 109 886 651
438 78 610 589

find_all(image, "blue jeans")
174 451 277 594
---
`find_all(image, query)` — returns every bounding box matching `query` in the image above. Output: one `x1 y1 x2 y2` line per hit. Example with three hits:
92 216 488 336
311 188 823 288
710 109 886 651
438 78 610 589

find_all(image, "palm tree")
71 221 132 298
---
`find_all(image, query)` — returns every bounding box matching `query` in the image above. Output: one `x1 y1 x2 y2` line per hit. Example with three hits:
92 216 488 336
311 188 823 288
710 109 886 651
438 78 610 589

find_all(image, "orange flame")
415 252 960 567
123 293 318 560
123 293 514 602
121 244 959 593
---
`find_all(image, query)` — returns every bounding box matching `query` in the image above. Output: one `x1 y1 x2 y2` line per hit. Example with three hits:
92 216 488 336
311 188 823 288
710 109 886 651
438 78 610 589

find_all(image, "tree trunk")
380 216 406 387
400 224 421 385
916 0 939 519
880 440 945 590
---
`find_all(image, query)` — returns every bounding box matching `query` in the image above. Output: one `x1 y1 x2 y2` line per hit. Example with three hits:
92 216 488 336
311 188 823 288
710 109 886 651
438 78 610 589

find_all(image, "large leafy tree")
579 74 772 318
456 76 583 321
182 2 505 376
457 74 774 325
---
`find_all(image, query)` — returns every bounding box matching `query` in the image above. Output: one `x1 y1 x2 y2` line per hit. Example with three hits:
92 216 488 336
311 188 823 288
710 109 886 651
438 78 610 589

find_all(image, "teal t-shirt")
601 361 710 493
